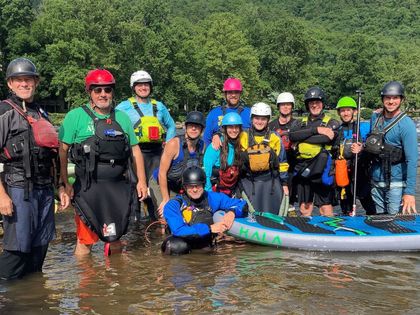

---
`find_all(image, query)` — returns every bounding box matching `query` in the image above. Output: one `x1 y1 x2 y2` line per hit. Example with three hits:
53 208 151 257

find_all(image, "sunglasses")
92 87 113 94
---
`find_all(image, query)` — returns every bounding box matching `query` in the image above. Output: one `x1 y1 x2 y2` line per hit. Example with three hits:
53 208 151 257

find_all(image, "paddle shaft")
351 89 364 216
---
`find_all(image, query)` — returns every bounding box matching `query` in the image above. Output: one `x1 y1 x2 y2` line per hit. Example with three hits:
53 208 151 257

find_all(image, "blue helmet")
221 112 243 126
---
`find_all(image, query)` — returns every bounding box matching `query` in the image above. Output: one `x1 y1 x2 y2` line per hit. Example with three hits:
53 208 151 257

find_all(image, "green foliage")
0 0 419 114
361 108 373 121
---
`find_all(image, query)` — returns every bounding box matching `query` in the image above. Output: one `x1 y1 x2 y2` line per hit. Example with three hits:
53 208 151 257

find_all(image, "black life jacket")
365 112 407 189
176 193 213 226
70 106 131 189
167 136 204 191
0 98 58 197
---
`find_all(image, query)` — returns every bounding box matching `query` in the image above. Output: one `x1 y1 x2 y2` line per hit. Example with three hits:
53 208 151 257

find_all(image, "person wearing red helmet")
203 78 251 149
58 69 148 256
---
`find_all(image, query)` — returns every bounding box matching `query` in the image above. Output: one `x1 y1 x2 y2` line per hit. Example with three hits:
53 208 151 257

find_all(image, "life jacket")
176 194 213 226
242 129 279 174
296 115 332 159
0 99 58 198
213 165 240 196
128 97 166 143
365 112 406 189
272 119 294 151
167 136 204 192
70 106 131 189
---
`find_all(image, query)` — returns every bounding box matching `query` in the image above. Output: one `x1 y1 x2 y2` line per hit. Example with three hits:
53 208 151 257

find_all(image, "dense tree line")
0 0 419 118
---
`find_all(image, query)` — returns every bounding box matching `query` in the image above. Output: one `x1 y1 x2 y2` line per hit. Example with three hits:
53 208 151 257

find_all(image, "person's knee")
300 202 313 216
161 236 191 255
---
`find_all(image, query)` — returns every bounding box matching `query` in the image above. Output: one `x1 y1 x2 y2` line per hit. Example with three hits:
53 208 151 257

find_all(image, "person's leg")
142 150 162 221
0 250 29 280
297 180 314 216
385 185 403 215
371 183 386 214
25 245 49 274
314 184 334 216
74 215 98 256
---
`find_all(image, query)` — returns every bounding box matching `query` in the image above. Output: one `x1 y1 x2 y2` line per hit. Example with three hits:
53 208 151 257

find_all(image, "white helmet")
276 92 295 106
251 102 272 119
130 70 153 88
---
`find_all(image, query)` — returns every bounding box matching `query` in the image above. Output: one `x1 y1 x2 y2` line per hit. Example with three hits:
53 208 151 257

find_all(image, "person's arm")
159 104 176 141
203 110 217 146
158 137 178 211
58 142 72 209
0 108 14 216
401 119 418 214
278 141 289 186
203 145 219 191
131 145 148 201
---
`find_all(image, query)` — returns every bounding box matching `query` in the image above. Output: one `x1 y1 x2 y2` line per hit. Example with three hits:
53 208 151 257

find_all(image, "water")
0 121 419 314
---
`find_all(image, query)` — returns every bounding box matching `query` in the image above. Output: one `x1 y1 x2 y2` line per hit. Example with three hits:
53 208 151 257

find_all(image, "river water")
0 122 419 314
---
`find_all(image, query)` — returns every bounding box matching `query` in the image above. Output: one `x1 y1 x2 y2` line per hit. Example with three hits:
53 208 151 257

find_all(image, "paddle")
241 191 256 215
278 195 289 217
350 89 364 217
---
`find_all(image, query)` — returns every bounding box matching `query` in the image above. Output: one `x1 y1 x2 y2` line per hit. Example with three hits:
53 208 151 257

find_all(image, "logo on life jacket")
129 97 166 143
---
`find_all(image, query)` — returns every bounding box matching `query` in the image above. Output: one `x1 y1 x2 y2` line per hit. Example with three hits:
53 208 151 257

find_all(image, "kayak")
213 211 420 251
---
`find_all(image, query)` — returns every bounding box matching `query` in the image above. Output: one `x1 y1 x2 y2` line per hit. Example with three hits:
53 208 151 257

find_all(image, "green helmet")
336 96 357 109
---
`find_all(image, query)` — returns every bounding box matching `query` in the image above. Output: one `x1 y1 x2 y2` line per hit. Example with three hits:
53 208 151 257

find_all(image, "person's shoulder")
116 99 132 110
400 114 416 129
208 106 222 115
115 109 132 123
0 100 13 116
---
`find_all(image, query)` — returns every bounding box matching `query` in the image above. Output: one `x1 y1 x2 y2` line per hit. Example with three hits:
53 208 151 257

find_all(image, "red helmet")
85 69 115 91
223 78 243 92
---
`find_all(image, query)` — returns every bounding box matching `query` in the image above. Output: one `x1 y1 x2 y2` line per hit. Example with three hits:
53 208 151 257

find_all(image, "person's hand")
221 211 235 230
317 127 334 140
137 182 148 201
402 194 416 214
351 142 363 154
0 191 13 216
157 199 169 218
58 186 71 210
64 182 74 200
282 185 289 196
210 221 226 234
211 134 222 150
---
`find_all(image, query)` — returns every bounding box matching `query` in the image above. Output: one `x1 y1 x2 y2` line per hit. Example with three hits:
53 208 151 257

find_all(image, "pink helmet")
223 78 243 92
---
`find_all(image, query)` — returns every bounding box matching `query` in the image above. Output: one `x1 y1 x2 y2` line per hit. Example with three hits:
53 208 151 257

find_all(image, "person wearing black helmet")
0 58 62 279
149 111 206 217
365 81 417 215
289 87 340 216
161 166 247 255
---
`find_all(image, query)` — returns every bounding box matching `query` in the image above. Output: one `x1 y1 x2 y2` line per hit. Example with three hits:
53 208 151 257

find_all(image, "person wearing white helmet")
116 70 176 221
269 92 297 213
238 102 289 214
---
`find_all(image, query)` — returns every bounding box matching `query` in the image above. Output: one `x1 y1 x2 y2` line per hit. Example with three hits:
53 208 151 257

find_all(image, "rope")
144 219 167 244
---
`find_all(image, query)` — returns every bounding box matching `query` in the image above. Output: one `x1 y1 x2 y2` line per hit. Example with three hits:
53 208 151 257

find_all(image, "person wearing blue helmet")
203 112 243 196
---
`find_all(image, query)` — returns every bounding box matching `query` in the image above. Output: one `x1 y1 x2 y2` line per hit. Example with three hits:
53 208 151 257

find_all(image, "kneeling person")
162 166 247 255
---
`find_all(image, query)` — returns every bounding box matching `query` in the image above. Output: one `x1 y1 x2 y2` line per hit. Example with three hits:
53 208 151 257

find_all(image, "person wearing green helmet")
332 96 376 215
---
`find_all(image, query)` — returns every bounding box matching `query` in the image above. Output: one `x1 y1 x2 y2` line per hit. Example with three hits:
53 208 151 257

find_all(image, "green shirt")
59 105 138 146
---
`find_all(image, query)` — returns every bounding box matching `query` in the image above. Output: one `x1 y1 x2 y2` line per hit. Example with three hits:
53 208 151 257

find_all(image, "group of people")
0 57 417 279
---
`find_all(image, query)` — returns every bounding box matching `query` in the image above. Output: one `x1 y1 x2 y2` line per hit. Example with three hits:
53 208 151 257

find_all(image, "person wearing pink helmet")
203 78 251 149
58 69 148 256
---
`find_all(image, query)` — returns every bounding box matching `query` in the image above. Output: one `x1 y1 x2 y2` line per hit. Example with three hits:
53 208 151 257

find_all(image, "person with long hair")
203 112 243 197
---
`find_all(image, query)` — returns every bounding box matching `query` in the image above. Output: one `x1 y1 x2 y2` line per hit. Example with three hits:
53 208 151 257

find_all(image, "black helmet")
381 81 405 98
182 166 206 186
6 58 39 80
185 111 205 128
304 87 326 108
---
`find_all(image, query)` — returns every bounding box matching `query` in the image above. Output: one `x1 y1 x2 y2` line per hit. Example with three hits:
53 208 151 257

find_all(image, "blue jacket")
116 98 176 141
370 112 418 195
203 104 251 146
163 191 246 238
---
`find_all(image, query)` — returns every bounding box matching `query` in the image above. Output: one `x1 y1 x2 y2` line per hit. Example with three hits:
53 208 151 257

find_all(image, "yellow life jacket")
129 97 166 143
297 115 332 159
241 130 279 173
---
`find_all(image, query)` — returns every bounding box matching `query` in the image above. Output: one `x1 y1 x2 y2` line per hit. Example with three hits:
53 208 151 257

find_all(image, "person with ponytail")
203 112 243 197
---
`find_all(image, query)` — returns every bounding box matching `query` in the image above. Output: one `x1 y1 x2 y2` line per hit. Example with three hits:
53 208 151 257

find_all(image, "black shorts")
296 178 335 207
